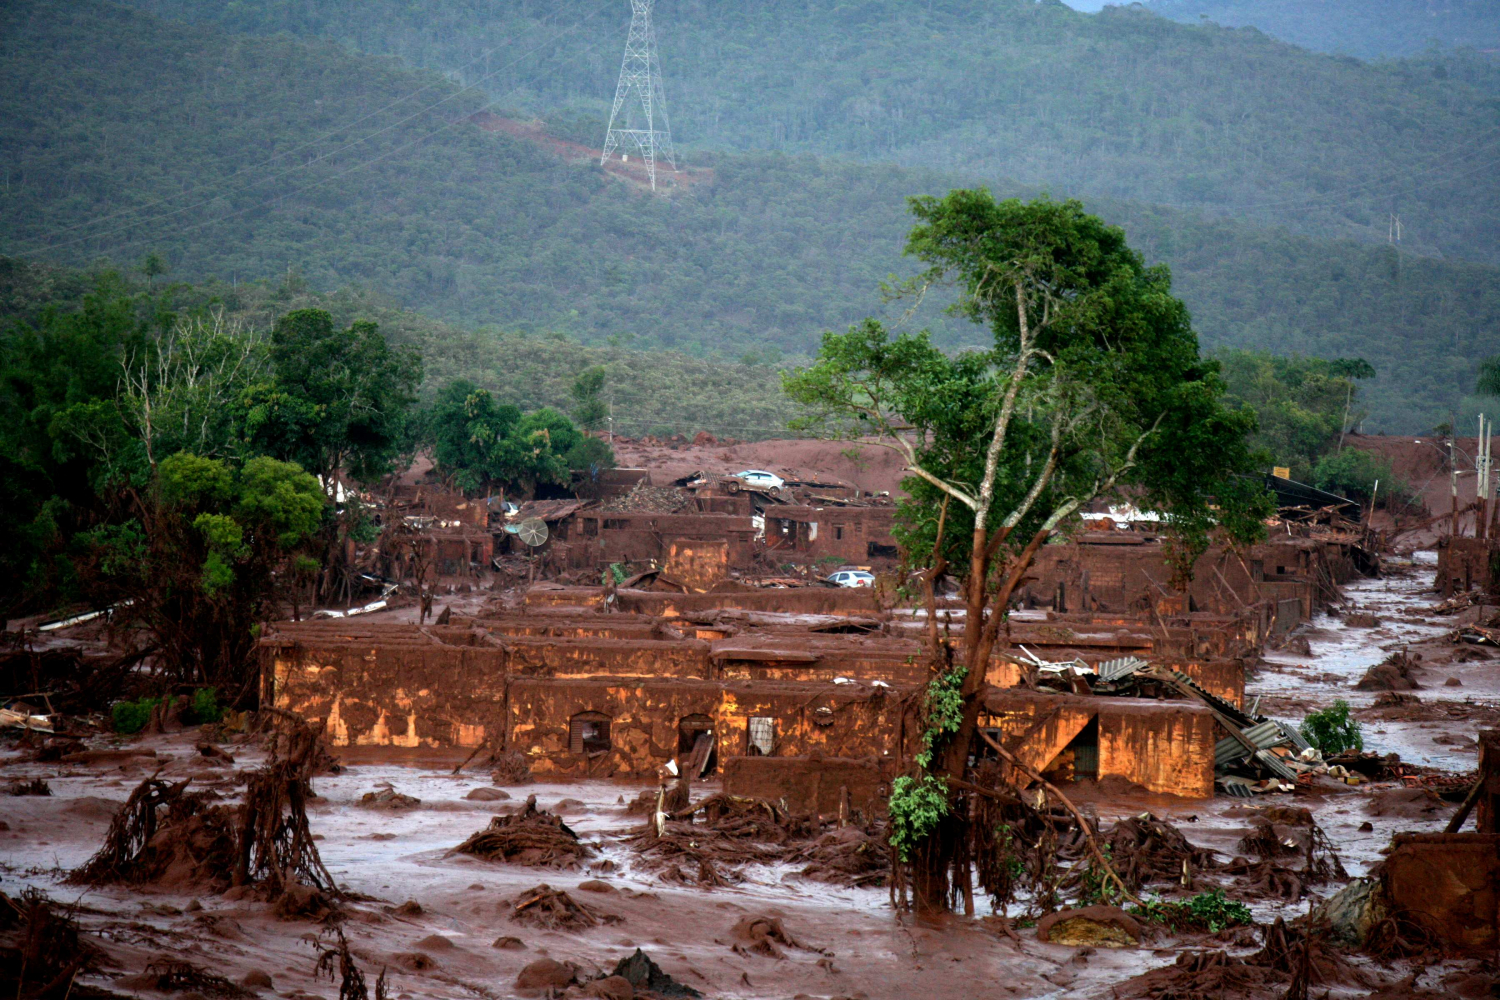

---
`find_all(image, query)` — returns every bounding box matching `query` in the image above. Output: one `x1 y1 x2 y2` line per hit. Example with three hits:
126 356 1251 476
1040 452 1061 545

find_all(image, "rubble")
508 884 621 930
450 794 591 868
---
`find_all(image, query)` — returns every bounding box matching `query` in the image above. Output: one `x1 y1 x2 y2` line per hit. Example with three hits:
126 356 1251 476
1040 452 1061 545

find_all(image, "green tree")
428 380 612 495
84 451 325 696
429 378 523 493
141 252 167 291
570 365 608 433
786 192 1269 916
1216 350 1373 480
242 308 421 492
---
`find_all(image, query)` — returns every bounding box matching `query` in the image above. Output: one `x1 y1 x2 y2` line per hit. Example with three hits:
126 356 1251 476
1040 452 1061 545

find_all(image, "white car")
825 570 875 588
734 469 785 490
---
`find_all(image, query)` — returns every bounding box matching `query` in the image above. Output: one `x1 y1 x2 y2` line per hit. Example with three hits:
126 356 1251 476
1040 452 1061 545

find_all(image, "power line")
600 0 676 191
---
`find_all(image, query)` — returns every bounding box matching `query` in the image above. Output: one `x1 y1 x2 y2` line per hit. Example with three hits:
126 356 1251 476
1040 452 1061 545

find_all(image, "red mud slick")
4 555 1498 998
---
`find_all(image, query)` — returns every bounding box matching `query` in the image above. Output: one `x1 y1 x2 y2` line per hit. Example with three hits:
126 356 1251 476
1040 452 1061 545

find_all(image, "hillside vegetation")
121 0 1500 265
1145 0 1500 60
3 0 1498 432
0 257 801 441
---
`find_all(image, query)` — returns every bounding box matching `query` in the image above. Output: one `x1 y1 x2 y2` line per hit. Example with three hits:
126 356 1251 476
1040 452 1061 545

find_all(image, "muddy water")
0 554 1482 999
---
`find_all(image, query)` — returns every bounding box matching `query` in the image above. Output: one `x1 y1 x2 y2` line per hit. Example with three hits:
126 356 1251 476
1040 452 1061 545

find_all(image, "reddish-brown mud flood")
2 553 1494 998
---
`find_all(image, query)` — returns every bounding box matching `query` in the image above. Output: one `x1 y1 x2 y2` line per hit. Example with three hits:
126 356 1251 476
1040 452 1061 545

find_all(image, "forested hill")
1145 1 1500 60
3 0 1499 434
120 0 1500 267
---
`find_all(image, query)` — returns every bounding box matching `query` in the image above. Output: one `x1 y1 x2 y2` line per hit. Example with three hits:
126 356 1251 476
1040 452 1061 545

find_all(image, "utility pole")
601 0 676 191
1450 433 1459 539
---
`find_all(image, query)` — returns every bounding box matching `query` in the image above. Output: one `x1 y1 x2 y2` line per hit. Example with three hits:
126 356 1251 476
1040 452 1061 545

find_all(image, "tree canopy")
788 191 1271 915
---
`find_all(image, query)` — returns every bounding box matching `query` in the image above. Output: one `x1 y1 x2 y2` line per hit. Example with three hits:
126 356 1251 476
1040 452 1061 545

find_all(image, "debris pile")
67 776 237 888
1354 650 1423 690
1099 813 1222 891
610 949 701 997
625 792 884 888
509 884 621 930
451 795 591 868
0 888 101 1000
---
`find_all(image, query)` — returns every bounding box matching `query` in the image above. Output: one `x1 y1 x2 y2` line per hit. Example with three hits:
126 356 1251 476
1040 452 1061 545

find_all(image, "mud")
6 551 1500 997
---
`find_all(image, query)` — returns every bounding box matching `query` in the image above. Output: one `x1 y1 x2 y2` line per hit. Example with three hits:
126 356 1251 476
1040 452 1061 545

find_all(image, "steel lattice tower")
600 0 675 191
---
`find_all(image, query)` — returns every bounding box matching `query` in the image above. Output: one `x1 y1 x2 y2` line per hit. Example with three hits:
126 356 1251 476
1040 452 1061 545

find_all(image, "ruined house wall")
1436 537 1498 597
501 637 711 679
266 640 506 749
763 505 900 567
1383 833 1500 951
981 689 1218 798
570 513 758 570
506 677 905 778
1097 702 1217 799
1019 540 1331 623
614 588 884 617
722 756 893 818
663 538 730 591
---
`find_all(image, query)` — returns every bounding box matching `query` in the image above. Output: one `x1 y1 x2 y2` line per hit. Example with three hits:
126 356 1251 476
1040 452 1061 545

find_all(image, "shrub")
1300 699 1363 754
1131 889 1254 933
186 687 222 725
1312 449 1407 508
112 697 161 734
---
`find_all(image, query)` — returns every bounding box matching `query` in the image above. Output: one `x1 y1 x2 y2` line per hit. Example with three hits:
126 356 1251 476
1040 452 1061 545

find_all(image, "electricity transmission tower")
601 0 675 191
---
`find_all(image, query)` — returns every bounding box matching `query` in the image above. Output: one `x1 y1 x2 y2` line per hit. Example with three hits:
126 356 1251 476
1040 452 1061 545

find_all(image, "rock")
1446 676 1463 687
587 976 635 1000
1035 906 1142 948
493 935 527 950
241 970 274 990
577 879 617 894
515 958 577 993
465 786 510 802
552 797 586 813
1345 612 1382 628
414 934 457 951
271 883 335 921
1358 821 1374 832
360 785 420 809
611 949 701 997
394 952 437 971
1311 877 1385 947
392 900 424 917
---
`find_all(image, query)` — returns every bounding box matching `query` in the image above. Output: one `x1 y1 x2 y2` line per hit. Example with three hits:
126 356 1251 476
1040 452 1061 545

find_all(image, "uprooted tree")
784 191 1271 916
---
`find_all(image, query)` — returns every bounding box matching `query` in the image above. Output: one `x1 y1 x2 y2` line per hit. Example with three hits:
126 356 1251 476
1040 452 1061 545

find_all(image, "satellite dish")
517 518 549 547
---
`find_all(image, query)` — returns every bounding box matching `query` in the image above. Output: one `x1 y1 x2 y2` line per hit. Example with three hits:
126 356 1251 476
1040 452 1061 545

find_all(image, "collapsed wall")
260 537 1370 800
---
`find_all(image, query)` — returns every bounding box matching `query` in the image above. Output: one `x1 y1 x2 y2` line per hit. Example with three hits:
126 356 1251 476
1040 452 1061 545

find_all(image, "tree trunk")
910 527 1049 917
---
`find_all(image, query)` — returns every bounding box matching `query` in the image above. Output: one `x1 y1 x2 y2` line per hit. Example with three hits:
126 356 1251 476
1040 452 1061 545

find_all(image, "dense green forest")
1145 1 1500 60
3 0 1499 432
118 0 1500 265
0 258 802 441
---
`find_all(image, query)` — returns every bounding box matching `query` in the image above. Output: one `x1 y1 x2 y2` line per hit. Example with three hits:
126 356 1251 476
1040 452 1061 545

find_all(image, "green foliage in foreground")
1131 890 1255 933
887 773 950 863
111 697 161 734
1300 700 1364 755
2 1 1499 432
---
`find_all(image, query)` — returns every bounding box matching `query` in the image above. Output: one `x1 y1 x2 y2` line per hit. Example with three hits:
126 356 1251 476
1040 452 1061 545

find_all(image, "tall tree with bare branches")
785 192 1270 915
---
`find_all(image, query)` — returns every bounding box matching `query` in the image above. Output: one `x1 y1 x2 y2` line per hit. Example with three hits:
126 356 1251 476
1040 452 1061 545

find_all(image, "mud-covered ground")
2 553 1495 998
